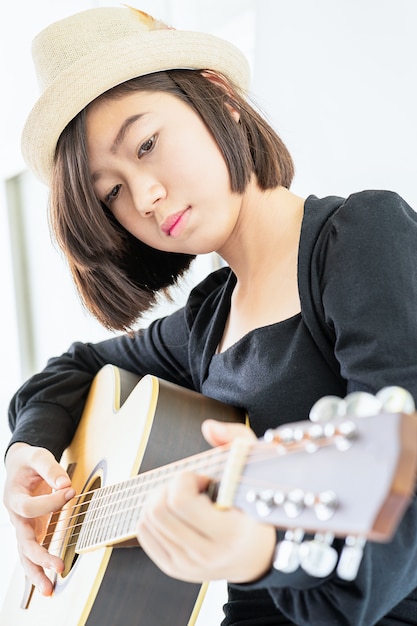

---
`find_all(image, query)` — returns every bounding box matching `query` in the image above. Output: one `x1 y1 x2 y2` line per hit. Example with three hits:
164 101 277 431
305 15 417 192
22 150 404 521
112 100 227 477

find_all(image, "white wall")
252 0 417 206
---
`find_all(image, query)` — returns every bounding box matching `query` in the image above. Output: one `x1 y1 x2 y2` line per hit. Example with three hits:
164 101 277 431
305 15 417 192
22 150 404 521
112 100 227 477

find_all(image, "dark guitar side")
86 374 245 626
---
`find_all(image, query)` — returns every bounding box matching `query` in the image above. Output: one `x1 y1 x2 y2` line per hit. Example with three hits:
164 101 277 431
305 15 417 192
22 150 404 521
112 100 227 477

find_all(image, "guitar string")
44 431 341 554
43 446 278 552
42 444 236 549
57 444 231 515
42 444 282 553
42 431 338 554
52 431 322 525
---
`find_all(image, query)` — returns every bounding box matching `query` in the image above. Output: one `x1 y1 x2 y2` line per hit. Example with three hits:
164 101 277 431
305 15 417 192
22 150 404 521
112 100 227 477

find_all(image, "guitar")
2 365 417 625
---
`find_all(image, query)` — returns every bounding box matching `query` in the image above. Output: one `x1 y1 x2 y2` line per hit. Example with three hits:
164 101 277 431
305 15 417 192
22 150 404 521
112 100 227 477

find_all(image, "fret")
76 446 229 552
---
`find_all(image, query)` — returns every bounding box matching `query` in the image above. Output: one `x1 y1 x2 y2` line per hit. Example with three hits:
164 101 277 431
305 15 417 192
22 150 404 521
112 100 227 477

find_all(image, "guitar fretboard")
76 446 229 552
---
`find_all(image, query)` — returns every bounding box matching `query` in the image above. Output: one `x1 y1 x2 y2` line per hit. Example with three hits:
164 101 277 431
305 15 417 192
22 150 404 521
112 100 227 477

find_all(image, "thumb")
6 443 72 491
201 419 256 447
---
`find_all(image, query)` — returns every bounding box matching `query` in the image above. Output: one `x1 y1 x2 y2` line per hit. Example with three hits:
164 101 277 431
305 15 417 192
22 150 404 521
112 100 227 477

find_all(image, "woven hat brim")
22 29 250 185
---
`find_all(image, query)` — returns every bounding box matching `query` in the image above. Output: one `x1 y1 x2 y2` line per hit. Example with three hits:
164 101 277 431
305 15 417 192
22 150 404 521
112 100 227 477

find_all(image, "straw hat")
22 6 250 186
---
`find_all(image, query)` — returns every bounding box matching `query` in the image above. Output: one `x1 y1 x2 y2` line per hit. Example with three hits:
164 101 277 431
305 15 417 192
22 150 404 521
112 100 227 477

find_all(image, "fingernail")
55 476 69 488
64 488 76 500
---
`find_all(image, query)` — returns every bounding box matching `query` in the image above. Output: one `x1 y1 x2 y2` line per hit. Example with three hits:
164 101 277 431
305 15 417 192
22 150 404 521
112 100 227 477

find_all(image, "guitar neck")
75 445 230 552
69 409 417 554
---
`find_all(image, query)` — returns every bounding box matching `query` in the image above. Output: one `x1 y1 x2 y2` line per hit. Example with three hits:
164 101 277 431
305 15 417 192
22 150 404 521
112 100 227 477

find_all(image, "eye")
138 135 156 158
104 184 121 206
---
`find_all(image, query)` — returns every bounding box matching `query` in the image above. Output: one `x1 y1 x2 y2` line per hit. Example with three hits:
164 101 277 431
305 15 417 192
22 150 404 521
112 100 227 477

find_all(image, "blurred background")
1 0 416 622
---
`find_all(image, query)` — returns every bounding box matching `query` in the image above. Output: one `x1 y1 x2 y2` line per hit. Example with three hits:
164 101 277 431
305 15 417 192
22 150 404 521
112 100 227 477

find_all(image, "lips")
161 208 190 237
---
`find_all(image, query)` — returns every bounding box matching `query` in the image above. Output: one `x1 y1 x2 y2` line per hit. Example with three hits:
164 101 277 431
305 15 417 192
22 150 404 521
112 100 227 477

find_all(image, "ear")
200 70 241 122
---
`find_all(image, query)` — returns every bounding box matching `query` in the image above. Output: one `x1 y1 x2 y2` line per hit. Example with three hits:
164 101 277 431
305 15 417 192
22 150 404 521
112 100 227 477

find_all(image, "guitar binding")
61 475 102 578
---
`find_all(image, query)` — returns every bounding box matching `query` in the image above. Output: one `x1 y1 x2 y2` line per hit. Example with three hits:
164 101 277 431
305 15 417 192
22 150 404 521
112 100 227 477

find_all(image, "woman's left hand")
136 420 276 583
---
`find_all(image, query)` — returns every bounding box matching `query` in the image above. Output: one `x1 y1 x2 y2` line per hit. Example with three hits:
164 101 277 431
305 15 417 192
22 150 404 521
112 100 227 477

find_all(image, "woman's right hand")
3 442 75 596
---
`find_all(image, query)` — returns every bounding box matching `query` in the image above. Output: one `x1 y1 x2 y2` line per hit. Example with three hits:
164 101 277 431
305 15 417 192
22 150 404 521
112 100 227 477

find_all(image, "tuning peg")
376 386 415 415
304 422 331 453
309 387 415 424
309 395 346 423
344 392 382 418
299 532 338 578
273 529 304 573
336 535 366 581
263 424 304 447
314 490 339 521
283 489 305 518
334 420 359 451
246 488 286 518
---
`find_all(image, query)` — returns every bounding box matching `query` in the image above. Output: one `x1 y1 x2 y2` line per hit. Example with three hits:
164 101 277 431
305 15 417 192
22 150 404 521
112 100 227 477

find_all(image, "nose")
131 176 166 218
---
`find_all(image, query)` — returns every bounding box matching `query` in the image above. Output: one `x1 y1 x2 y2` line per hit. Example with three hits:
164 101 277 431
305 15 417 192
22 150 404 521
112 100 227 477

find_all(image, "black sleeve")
231 191 417 625
320 190 417 399
7 306 192 460
6 267 230 461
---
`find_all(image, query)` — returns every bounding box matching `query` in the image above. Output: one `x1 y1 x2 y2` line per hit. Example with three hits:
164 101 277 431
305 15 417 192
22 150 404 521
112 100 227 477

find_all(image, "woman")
4 6 417 625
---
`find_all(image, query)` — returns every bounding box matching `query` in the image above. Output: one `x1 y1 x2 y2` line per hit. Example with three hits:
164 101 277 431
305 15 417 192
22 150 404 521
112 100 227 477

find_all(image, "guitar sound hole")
61 476 102 577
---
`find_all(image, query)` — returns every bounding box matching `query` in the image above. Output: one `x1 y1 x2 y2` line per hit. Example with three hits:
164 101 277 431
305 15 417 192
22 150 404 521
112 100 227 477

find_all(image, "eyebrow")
110 113 144 154
91 113 145 184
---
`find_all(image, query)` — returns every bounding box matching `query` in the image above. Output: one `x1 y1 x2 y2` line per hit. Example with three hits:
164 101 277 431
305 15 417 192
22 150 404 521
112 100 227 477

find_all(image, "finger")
25 447 72 491
161 473 258 553
18 541 64 597
139 473 215 546
137 497 209 582
138 474 202 545
137 473 259 582
138 472 277 584
5 444 72 491
20 555 55 597
10 487 76 519
14 516 65 595
15 516 64 584
201 419 256 447
20 528 65 575
136 515 174 572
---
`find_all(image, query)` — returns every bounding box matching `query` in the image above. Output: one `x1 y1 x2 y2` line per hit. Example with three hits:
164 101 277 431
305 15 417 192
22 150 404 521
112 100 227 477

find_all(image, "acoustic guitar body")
1 366 244 626
3 366 417 625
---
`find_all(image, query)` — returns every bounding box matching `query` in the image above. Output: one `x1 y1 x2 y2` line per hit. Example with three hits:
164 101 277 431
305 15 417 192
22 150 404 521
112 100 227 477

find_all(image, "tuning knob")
299 532 338 578
309 387 415 424
263 424 304 447
273 529 304 573
314 490 339 521
376 386 415 414
337 535 366 581
344 392 382 417
309 396 345 423
334 420 358 451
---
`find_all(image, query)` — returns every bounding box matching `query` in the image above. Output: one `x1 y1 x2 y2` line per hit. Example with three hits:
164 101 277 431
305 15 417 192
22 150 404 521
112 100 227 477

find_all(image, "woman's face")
86 90 243 255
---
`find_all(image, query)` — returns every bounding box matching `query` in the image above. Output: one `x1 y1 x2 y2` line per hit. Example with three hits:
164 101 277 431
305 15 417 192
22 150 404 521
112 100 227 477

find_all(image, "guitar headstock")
226 387 417 580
